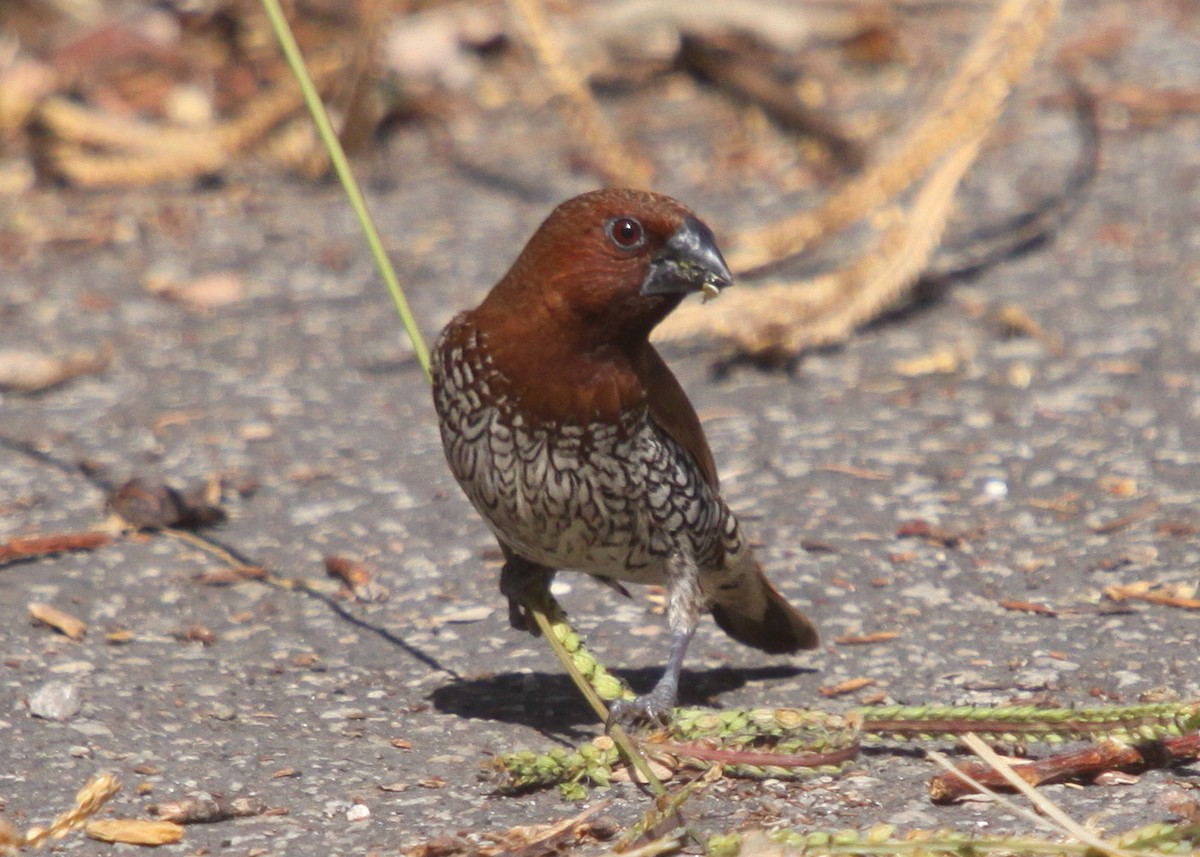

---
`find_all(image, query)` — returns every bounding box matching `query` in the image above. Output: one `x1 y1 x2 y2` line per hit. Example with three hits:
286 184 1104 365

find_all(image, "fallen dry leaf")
498 801 619 851
1000 599 1059 616
85 819 184 845
1098 475 1139 497
193 569 247 586
150 795 266 824
144 270 244 310
819 677 876 698
0 531 111 563
0 347 110 392
991 303 1064 354
175 624 218 646
834 631 900 645
29 603 87 640
819 463 891 480
893 345 963 377
324 555 390 602
1156 520 1200 538
1105 581 1200 610
895 518 975 547
1089 500 1159 534
1028 491 1082 515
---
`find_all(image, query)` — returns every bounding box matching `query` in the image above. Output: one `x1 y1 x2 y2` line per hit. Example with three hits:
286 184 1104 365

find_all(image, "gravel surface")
2 2 1199 853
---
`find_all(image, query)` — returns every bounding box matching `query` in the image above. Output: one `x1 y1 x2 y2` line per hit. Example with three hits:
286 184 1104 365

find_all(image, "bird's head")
482 188 733 349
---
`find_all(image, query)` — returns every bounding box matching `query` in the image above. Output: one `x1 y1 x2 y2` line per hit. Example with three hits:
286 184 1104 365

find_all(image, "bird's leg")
607 627 694 730
607 551 702 729
498 550 555 637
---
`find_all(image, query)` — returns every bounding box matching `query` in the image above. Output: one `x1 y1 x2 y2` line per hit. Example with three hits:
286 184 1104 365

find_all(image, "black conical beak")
640 217 734 298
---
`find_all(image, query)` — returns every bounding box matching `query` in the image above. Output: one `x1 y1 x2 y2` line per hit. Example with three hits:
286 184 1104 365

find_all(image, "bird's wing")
638 345 720 490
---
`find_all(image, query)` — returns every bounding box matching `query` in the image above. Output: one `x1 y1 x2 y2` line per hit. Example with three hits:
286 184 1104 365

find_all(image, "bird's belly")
440 406 720 582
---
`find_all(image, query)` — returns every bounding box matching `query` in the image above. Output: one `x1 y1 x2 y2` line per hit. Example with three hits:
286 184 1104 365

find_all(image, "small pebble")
28 680 82 721
981 478 1008 499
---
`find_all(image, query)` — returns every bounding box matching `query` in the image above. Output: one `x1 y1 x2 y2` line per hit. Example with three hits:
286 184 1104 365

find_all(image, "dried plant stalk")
655 0 1063 359
507 0 654 188
727 0 1063 272
657 133 984 357
35 98 225 159
42 144 227 188
22 773 121 848
35 49 344 188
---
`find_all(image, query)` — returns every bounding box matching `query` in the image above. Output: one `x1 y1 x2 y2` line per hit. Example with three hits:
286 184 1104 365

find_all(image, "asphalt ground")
1 1 1199 853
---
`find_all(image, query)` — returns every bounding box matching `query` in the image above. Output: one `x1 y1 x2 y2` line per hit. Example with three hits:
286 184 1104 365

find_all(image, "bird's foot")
499 558 554 637
607 626 691 731
605 688 677 732
499 595 536 636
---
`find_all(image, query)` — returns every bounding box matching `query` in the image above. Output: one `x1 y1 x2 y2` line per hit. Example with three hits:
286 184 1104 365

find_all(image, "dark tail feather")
710 574 819 654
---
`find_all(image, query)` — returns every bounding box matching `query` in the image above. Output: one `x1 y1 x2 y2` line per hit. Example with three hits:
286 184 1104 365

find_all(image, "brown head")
456 189 731 427
478 188 732 352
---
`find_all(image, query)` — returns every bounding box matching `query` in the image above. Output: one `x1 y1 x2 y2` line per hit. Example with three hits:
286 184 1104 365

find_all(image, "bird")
431 188 819 725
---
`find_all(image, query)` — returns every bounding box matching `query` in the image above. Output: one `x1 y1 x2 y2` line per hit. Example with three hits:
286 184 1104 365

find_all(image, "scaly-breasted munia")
432 188 818 724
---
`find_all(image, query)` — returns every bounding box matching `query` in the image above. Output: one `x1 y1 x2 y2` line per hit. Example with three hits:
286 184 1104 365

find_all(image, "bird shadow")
428 663 814 739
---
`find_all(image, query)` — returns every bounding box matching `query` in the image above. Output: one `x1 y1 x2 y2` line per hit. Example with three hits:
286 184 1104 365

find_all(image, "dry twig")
952 734 1141 857
931 731 1200 803
0 531 110 565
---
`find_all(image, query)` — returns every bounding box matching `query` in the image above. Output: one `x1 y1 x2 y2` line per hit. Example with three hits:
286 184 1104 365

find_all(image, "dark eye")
606 217 644 250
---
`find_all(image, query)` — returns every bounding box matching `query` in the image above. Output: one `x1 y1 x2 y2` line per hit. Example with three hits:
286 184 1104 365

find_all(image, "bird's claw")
504 595 542 636
499 558 553 637
605 691 676 732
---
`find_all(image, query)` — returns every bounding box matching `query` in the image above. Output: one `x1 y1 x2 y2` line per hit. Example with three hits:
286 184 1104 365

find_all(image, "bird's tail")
705 533 819 654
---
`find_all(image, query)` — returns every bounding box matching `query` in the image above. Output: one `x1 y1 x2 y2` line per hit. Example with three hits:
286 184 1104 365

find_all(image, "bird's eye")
606 217 644 250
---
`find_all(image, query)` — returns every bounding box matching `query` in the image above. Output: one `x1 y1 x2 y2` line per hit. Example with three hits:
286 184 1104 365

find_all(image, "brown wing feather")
636 344 719 490
637 344 820 652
